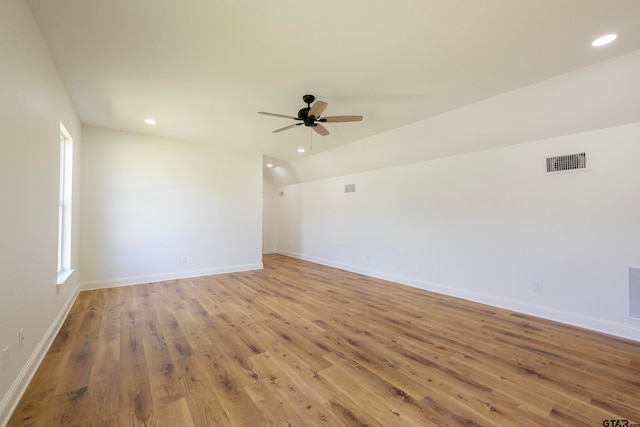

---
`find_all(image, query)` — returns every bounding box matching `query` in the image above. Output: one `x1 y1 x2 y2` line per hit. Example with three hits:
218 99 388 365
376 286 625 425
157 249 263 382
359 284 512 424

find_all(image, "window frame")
57 122 74 285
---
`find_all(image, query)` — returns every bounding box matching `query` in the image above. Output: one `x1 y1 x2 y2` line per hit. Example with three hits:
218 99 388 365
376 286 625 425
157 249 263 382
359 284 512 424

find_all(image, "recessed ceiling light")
297 148 305 153
266 163 273 168
144 118 156 125
592 34 617 47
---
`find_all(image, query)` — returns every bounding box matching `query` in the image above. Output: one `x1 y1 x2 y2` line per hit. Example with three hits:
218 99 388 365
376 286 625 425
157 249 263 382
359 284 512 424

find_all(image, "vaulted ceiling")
28 0 640 162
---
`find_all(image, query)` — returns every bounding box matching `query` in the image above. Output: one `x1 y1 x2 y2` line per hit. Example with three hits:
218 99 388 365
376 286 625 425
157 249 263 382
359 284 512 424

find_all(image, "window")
57 122 73 284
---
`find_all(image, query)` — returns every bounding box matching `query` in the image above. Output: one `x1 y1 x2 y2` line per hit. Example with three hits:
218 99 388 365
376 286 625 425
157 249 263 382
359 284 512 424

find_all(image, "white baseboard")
276 250 640 342
80 263 264 290
0 287 79 427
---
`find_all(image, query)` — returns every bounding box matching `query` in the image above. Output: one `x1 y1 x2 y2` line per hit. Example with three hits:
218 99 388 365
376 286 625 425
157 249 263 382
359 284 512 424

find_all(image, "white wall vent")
629 266 640 319
546 152 586 173
344 184 356 194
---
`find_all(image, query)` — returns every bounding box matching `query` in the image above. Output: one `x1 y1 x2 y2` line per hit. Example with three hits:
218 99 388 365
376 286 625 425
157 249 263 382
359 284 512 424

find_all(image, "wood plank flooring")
8 254 640 426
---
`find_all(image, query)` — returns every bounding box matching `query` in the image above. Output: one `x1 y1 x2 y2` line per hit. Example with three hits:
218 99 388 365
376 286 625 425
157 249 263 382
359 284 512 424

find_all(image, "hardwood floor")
8 254 640 426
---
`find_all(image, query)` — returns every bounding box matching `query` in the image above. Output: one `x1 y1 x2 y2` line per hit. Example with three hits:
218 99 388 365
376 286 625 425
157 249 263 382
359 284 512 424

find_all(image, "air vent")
546 152 586 173
344 184 356 194
629 267 640 319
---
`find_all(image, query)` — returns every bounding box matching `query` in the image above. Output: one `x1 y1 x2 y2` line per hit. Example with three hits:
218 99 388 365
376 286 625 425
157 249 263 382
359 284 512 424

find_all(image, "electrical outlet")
2 346 8 371
534 282 543 293
182 256 188 264
19 328 24 346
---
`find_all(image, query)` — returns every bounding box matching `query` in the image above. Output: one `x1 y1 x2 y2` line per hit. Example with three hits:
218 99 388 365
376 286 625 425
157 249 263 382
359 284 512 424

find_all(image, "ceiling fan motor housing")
298 107 310 119
298 107 317 126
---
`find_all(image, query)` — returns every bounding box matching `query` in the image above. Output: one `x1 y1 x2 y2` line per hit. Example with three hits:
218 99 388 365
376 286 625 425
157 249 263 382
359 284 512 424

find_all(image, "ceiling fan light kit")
258 94 363 136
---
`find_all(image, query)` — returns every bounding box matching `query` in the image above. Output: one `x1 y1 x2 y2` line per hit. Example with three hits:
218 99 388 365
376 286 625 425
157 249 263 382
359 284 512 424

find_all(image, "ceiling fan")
258 94 363 136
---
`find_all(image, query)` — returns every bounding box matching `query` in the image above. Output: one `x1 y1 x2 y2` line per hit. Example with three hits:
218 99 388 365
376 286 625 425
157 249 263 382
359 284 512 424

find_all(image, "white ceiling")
28 0 640 163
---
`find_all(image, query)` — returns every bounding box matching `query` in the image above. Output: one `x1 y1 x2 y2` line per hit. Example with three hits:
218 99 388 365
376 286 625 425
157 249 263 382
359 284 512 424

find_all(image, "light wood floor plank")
8 254 640 426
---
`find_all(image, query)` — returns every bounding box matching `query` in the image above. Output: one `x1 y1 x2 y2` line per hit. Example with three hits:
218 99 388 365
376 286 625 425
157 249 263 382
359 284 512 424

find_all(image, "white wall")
276 122 640 341
0 0 82 423
80 126 263 288
262 176 277 254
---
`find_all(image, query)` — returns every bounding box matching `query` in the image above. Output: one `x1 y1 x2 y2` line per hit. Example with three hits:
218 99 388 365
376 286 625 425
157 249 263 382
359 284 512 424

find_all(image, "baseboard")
276 250 640 342
80 263 264 290
0 287 79 427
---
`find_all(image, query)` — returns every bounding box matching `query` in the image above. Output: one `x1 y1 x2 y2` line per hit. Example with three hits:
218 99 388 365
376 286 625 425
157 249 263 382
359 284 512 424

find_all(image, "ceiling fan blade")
308 101 328 118
273 123 302 133
312 123 330 136
321 115 363 122
258 111 298 120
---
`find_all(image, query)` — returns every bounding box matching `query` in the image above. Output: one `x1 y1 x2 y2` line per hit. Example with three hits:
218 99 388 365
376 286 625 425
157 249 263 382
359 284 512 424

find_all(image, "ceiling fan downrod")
298 94 316 126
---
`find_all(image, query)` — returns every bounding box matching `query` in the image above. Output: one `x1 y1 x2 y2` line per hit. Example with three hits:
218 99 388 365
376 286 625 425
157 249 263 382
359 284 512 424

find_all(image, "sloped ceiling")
275 50 640 186
28 0 640 166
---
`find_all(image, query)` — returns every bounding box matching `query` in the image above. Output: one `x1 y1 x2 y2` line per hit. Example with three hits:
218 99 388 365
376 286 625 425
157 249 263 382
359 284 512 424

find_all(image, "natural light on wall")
57 122 74 285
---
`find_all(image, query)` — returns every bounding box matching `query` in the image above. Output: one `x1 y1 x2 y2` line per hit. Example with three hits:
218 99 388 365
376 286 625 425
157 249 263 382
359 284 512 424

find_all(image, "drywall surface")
80 126 263 288
0 0 82 422
276 123 640 340
263 176 277 254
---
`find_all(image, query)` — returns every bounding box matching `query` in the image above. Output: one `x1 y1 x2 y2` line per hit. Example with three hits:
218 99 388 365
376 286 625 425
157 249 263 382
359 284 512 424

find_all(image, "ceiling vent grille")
546 152 586 173
629 267 640 319
344 184 356 194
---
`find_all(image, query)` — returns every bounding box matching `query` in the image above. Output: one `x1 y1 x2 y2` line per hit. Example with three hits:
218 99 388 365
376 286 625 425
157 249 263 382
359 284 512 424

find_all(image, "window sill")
57 269 75 286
